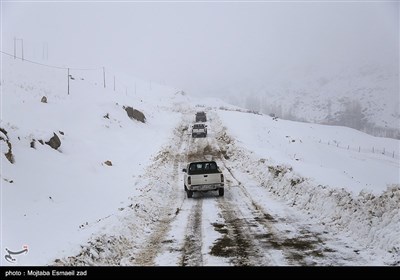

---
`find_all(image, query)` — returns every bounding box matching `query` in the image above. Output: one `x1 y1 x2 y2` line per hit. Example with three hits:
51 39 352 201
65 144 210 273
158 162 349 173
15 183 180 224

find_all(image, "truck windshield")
188 162 218 174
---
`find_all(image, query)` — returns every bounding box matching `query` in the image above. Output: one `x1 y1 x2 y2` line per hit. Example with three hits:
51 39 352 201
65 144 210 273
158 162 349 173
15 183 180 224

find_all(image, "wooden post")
372 147 374 153
358 146 360 152
393 151 395 158
103 67 106 88
347 145 349 150
67 68 70 95
21 39 24 61
383 148 385 155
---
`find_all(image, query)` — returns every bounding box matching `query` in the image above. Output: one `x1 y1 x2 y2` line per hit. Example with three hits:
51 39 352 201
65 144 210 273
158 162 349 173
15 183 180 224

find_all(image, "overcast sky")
2 1 399 96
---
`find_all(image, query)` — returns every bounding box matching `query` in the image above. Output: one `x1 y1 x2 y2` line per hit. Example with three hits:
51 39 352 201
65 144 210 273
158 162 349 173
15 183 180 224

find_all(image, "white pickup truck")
192 123 207 138
182 161 224 198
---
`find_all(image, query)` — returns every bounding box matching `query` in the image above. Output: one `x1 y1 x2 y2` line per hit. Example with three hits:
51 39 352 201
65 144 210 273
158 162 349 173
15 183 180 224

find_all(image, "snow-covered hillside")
1 54 399 266
224 64 400 139
0 55 186 265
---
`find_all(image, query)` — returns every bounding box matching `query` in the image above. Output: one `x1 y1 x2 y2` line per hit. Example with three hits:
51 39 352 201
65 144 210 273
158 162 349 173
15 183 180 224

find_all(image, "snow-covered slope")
224 65 400 139
0 55 187 265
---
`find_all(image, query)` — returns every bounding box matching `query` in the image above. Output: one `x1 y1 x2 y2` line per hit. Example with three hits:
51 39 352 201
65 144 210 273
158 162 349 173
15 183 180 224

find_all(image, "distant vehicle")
182 161 224 198
195 111 207 122
192 123 207 138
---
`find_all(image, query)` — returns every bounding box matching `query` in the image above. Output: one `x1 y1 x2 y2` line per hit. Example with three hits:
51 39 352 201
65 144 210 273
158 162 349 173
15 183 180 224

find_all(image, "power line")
1 50 137 95
0 50 102 71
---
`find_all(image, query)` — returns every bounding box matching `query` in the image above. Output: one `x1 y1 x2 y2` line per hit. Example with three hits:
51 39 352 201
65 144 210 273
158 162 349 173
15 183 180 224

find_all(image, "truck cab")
182 161 224 198
195 111 207 122
192 123 207 138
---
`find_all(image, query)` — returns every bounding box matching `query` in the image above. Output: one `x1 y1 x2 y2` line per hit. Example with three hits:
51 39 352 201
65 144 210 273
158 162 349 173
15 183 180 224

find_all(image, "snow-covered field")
1 54 399 266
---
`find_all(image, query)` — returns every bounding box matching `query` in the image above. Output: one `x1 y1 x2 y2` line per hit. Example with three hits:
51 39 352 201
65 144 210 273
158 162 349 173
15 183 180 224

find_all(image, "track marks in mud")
180 200 204 266
210 203 254 266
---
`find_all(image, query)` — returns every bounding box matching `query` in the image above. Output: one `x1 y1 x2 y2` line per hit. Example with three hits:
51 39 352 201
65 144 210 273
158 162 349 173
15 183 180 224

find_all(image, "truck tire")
184 184 188 191
218 188 224 197
187 190 193 198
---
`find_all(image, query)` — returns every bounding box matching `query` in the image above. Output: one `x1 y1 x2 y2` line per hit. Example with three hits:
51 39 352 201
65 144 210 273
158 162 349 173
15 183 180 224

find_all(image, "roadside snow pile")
254 165 400 264
215 109 400 265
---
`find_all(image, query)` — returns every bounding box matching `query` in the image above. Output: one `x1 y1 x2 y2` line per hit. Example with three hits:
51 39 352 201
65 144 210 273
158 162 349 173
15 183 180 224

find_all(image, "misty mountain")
224 64 399 139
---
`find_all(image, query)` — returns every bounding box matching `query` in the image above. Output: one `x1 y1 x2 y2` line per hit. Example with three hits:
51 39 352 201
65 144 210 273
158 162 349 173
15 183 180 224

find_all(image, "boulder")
45 133 61 150
124 106 146 123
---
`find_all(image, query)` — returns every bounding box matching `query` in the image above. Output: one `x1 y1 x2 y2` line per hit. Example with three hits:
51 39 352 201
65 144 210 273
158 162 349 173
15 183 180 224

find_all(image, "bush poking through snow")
41 96 47 103
104 160 112 166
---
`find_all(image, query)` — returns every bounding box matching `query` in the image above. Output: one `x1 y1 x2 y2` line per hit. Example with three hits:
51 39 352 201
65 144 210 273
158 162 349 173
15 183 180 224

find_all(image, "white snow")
1 55 183 265
1 53 399 266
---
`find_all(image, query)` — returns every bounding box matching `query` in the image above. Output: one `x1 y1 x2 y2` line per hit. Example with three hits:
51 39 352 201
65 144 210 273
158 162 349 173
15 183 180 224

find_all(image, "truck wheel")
187 190 193 198
184 184 188 191
218 188 224 197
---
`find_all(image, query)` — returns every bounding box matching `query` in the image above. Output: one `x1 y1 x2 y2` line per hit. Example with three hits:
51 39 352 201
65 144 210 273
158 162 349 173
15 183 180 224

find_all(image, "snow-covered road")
55 109 386 266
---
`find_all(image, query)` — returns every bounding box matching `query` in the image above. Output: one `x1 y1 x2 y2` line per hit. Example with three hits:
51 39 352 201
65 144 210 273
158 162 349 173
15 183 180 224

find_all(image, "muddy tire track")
180 199 204 266
220 159 329 265
214 199 269 266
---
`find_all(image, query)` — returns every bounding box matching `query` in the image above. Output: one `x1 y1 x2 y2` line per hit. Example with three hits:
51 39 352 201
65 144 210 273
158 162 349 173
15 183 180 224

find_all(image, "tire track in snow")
180 199 203 266
214 175 274 267
135 111 209 266
193 129 274 265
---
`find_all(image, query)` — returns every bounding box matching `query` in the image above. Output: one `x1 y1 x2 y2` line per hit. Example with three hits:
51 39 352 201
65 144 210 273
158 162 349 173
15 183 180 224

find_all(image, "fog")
2 1 398 97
